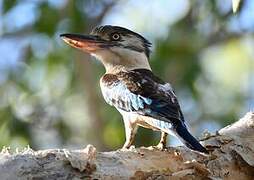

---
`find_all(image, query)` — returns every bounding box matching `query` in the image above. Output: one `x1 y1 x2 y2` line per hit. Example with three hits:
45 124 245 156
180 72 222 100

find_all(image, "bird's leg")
122 119 138 149
156 131 168 150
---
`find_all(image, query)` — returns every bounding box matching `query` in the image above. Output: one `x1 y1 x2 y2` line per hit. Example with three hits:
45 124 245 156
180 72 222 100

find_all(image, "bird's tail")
174 122 208 154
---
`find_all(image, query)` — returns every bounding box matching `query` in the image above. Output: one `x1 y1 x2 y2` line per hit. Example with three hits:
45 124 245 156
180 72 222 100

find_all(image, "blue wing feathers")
101 69 183 123
102 81 152 111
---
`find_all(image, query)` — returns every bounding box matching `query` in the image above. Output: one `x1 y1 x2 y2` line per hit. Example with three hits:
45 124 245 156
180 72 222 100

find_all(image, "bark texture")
0 112 254 179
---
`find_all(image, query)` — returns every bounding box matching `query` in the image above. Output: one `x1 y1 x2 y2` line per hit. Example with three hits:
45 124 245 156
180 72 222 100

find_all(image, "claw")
156 142 166 150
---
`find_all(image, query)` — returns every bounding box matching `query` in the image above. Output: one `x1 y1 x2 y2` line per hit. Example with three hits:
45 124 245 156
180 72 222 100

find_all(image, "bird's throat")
92 49 151 73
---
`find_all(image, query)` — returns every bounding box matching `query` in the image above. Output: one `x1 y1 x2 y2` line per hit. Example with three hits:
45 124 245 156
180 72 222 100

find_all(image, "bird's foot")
121 142 131 149
155 142 167 150
121 140 135 150
121 145 135 151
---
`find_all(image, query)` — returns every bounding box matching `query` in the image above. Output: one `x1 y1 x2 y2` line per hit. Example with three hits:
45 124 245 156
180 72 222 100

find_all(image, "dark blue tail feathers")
174 122 208 154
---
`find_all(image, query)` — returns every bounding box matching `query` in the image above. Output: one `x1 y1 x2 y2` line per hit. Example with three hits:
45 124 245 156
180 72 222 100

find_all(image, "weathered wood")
0 112 254 179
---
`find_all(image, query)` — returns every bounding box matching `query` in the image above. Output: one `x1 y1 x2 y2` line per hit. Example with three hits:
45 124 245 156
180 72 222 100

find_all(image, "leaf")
232 0 241 13
34 2 59 36
2 0 17 14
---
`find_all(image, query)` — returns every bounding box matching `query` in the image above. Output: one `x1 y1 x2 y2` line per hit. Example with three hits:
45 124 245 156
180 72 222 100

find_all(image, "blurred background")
0 0 253 151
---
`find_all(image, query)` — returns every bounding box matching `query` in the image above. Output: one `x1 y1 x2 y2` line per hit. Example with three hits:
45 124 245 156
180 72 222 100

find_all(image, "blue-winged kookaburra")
60 25 208 153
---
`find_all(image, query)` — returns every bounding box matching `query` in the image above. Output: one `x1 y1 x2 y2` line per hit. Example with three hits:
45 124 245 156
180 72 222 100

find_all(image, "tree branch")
1 112 254 179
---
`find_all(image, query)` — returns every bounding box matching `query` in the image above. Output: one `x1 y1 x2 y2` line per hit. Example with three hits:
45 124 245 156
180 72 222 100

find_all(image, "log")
0 112 254 179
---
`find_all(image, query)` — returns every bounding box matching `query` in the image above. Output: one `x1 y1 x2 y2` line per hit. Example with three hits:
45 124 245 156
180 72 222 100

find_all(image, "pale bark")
0 112 254 180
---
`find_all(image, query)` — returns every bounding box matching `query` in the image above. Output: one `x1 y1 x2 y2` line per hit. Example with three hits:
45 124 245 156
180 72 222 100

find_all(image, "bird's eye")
111 33 120 40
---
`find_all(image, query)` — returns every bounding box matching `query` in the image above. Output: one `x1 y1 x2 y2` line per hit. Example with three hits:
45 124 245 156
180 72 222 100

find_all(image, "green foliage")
2 0 17 13
35 3 60 35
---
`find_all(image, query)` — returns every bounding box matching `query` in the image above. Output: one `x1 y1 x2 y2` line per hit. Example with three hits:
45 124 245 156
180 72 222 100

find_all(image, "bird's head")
60 25 152 72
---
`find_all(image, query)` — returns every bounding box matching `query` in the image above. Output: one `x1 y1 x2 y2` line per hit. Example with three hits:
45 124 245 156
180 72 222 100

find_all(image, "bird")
60 25 208 153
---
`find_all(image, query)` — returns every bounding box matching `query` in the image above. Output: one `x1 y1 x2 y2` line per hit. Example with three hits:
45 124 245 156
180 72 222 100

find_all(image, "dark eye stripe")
122 45 143 53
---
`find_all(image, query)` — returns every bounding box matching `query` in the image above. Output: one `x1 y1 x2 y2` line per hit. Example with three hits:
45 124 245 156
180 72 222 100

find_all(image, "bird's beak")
60 33 108 53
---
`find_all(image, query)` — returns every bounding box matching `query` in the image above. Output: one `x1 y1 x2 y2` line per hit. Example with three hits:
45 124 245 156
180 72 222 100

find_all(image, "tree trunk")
1 112 254 179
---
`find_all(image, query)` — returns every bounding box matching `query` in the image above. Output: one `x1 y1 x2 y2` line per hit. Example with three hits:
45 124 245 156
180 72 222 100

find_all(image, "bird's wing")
100 69 184 123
